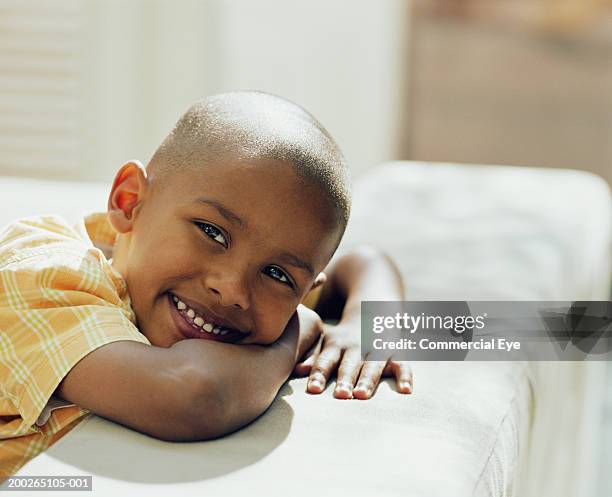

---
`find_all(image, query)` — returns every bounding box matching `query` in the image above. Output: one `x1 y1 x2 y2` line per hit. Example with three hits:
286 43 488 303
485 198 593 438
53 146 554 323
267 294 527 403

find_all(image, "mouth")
167 292 249 344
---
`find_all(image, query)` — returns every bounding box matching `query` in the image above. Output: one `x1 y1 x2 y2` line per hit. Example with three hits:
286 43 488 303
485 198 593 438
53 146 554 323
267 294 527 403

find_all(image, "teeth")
173 295 236 336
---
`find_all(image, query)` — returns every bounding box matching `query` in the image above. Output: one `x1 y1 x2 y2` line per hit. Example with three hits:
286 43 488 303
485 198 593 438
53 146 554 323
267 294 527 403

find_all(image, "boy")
0 92 411 478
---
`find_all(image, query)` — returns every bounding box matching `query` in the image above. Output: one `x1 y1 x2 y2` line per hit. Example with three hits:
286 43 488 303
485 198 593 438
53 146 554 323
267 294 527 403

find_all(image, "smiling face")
108 158 341 348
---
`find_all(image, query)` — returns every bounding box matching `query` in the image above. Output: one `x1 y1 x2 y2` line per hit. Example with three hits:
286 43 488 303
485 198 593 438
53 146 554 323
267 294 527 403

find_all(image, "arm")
55 340 205 441
56 305 320 442
314 245 405 323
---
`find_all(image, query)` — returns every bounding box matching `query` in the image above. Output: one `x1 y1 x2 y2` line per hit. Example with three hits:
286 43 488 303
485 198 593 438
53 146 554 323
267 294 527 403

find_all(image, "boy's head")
107 91 351 348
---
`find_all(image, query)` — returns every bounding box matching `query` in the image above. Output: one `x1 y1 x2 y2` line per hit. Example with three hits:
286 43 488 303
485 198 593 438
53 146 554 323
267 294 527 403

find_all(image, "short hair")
147 91 351 236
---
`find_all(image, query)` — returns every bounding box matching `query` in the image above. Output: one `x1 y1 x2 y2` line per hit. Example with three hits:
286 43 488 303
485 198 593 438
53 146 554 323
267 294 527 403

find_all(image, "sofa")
5 161 611 496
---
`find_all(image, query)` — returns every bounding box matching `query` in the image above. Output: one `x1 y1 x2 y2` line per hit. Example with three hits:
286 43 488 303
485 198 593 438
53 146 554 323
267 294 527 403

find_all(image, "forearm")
316 246 404 322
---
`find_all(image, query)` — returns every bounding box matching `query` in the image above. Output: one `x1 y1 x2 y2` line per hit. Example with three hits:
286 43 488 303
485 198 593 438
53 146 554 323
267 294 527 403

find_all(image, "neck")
111 233 130 279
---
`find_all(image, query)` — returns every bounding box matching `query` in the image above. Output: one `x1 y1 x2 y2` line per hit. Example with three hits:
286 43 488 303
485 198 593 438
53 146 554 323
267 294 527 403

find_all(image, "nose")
203 268 250 310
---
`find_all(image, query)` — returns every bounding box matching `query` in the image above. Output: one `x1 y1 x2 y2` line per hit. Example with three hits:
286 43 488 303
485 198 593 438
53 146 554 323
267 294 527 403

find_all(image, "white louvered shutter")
0 0 85 178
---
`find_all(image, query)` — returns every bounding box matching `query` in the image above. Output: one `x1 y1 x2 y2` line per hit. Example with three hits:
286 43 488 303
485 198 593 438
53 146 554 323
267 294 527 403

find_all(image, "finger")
333 349 363 399
292 337 323 377
353 360 386 400
298 334 323 363
384 360 413 394
293 353 315 377
307 344 342 394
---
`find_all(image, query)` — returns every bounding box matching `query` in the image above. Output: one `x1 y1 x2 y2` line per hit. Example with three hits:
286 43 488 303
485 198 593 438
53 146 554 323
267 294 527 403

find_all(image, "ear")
310 271 327 290
107 160 148 234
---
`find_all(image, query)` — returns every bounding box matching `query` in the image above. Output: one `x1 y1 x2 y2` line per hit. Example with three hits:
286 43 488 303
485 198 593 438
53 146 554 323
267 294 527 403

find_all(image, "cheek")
252 299 297 344
134 231 198 279
125 238 200 315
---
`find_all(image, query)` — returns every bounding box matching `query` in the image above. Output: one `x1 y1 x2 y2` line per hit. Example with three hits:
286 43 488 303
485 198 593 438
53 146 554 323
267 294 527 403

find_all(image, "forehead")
154 158 340 271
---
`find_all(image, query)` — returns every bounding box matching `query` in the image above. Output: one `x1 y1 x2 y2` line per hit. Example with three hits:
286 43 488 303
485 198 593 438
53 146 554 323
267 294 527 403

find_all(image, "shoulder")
0 214 89 260
0 215 124 306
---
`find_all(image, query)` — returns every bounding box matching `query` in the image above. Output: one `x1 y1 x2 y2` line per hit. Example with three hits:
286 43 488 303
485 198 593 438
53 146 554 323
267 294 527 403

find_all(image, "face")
108 158 339 348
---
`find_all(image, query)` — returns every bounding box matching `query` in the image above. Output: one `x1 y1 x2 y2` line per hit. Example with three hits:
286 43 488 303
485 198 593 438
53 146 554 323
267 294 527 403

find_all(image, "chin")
251 333 283 346
138 325 174 348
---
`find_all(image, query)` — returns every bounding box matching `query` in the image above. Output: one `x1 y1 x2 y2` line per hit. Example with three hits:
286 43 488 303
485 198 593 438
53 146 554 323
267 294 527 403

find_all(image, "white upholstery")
6 161 611 497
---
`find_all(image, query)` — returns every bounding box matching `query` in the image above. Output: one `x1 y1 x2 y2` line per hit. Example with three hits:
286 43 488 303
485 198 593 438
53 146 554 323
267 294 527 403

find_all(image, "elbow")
148 368 228 442
345 245 391 263
356 245 401 271
176 373 274 442
340 245 401 277
183 377 229 441
341 245 405 297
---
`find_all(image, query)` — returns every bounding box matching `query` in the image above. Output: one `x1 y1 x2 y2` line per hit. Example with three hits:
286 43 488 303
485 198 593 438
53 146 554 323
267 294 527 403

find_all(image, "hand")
293 319 413 400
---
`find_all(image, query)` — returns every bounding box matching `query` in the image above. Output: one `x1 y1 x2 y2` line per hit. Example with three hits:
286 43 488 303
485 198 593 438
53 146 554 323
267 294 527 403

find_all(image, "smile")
172 294 229 335
167 292 248 343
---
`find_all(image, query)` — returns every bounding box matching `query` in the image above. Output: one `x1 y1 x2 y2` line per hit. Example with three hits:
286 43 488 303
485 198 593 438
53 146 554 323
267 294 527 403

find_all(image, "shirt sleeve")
35 396 76 427
0 244 150 439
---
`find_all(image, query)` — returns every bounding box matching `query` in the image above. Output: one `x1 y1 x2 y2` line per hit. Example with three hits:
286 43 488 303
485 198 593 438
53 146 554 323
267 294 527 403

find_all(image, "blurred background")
0 0 611 186
0 0 610 494
408 0 612 189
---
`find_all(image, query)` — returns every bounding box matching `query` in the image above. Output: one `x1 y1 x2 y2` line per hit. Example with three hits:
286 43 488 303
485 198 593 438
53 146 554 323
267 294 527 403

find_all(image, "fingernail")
355 383 371 397
335 382 353 397
399 381 412 393
308 376 324 390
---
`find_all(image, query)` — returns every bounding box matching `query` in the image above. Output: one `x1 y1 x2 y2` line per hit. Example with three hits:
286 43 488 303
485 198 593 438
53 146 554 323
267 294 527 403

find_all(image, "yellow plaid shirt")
0 213 150 479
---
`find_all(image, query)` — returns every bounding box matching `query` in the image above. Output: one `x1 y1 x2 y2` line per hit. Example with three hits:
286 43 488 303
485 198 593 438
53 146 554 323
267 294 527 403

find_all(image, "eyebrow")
195 196 315 277
196 197 245 227
277 252 315 277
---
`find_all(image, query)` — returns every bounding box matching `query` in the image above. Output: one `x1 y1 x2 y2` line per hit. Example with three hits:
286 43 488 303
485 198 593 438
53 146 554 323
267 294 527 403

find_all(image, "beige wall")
406 10 612 188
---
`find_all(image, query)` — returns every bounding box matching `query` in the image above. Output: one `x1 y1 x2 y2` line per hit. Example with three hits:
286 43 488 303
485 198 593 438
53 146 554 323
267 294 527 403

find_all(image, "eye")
195 222 228 248
263 266 293 287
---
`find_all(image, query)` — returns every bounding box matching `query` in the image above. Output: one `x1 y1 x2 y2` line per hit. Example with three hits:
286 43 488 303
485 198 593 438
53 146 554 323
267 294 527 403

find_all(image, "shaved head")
146 91 351 232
